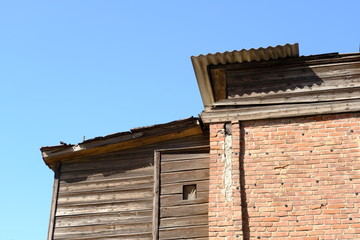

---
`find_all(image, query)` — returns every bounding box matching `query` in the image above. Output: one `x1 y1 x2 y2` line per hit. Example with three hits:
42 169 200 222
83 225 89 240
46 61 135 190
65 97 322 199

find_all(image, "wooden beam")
47 163 61 240
152 151 160 240
201 99 360 123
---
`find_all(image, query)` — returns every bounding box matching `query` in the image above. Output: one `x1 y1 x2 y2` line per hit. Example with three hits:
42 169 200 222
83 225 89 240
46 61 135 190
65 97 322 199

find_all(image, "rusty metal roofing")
191 43 299 107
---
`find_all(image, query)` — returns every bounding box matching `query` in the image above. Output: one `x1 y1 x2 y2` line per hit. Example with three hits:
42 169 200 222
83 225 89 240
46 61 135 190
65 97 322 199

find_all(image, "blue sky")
0 1 359 239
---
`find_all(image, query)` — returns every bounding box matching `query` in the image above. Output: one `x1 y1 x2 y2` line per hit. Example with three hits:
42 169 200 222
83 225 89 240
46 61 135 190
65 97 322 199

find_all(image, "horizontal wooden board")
59 175 153 194
58 187 153 205
161 158 209 173
54 221 152 238
160 203 208 218
202 98 360 123
61 155 152 173
54 230 152 240
159 214 208 229
56 210 152 228
159 225 208 240
60 166 153 183
161 169 209 184
161 180 209 195
160 191 208 207
161 153 209 162
56 199 153 216
219 86 360 106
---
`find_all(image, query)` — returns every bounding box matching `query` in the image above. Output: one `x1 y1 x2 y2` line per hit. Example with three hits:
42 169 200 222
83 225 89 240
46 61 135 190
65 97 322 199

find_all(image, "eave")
41 117 205 170
191 43 299 108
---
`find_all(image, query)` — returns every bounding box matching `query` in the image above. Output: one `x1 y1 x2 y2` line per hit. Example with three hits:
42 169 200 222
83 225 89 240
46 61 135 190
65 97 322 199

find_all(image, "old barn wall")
51 134 208 240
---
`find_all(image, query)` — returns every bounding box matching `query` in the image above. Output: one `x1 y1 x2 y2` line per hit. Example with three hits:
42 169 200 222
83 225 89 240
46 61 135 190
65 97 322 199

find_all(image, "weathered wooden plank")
58 187 153 205
53 222 152 237
45 126 203 167
160 203 208 218
161 153 209 162
219 86 360 106
227 62 360 84
161 180 209 195
55 233 152 240
161 158 209 173
56 210 152 228
59 175 153 194
56 199 153 216
161 169 209 184
160 191 208 207
228 76 360 98
210 67 227 101
201 99 360 123
61 155 152 173
53 231 152 240
226 60 360 99
159 215 208 229
153 151 160 240
159 225 208 239
48 164 60 240
60 166 153 183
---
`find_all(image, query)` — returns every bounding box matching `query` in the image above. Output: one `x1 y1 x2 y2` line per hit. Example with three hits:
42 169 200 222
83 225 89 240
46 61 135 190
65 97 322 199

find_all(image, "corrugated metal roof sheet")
191 43 299 107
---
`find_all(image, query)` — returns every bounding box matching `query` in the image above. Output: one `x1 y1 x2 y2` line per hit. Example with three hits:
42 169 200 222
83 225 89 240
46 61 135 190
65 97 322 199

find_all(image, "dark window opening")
183 184 197 200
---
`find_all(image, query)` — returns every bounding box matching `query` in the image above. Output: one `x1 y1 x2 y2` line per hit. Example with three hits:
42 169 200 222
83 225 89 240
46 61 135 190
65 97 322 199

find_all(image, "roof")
41 117 204 170
191 43 299 107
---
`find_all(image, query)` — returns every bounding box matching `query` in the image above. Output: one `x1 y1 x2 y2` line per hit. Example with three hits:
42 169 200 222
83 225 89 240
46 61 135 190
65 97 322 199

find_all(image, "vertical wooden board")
48 164 61 240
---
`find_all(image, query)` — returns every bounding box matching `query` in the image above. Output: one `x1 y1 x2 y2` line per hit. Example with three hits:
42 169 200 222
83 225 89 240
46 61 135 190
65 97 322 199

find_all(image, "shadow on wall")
239 126 250 239
227 62 324 97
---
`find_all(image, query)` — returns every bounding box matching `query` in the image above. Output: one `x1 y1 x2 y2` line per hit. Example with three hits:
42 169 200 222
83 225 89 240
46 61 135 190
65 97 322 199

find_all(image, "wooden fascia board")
191 56 215 108
43 126 203 170
200 99 360 123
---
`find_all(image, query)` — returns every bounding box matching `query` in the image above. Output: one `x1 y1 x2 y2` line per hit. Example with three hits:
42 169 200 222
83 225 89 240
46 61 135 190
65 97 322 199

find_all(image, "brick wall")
209 113 360 239
209 122 243 239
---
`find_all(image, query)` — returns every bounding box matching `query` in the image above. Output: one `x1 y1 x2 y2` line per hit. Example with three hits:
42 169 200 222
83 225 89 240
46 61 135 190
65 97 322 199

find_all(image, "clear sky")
0 1 359 239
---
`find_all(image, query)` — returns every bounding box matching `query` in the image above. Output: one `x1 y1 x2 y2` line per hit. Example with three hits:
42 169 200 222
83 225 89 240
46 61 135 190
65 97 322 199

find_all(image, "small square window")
183 184 197 200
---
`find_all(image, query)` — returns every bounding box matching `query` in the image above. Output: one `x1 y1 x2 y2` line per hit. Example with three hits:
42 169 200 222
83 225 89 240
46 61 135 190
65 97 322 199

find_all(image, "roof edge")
191 43 299 107
41 117 204 170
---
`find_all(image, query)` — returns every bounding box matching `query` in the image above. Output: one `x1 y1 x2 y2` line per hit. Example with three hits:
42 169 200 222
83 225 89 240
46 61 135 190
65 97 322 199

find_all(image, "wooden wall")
201 54 360 123
225 59 360 105
157 148 209 240
50 134 208 240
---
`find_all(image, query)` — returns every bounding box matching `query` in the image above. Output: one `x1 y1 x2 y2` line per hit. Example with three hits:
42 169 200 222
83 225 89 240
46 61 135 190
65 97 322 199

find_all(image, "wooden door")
154 147 209 240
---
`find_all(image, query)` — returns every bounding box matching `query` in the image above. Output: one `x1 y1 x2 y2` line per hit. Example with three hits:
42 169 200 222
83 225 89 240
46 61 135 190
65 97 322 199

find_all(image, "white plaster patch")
222 133 233 202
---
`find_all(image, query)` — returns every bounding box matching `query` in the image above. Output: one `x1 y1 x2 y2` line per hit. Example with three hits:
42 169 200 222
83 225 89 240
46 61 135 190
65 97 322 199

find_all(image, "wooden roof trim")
191 43 299 107
200 99 360 123
41 117 204 170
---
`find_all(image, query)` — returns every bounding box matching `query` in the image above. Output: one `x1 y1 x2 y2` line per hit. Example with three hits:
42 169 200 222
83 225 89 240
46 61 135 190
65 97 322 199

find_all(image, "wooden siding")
157 148 209 240
50 134 208 240
201 54 360 123
226 61 360 104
